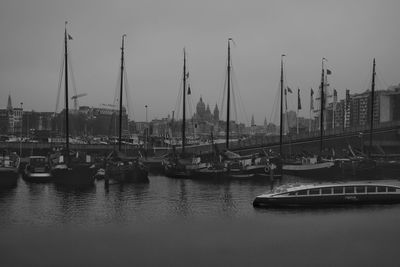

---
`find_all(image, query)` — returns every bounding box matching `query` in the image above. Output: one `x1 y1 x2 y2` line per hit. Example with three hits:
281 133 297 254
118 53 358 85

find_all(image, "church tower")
213 103 219 122
196 96 206 120
7 94 13 111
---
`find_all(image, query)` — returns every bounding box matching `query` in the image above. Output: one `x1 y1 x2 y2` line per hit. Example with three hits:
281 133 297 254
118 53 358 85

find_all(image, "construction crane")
71 93 87 111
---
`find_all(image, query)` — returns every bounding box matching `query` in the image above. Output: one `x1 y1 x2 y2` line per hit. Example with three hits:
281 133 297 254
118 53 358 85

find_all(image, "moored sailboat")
51 22 96 186
163 48 206 178
281 57 339 178
334 59 378 178
105 34 149 183
191 39 277 180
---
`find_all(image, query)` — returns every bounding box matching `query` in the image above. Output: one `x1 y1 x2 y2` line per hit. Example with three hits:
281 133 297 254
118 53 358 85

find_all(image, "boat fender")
264 166 270 173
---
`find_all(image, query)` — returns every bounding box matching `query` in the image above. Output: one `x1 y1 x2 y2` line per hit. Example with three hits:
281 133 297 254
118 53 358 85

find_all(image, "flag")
326 69 332 75
187 85 191 95
287 86 293 93
186 72 189 78
284 89 288 111
310 88 314 110
298 88 302 110
68 34 73 40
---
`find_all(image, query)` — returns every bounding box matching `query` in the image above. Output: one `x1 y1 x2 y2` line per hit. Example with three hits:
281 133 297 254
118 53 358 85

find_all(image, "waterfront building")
309 85 400 134
0 109 9 135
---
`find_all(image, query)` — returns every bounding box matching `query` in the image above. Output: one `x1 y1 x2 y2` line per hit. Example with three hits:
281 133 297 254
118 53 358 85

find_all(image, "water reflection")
54 184 96 225
0 186 17 225
176 179 189 216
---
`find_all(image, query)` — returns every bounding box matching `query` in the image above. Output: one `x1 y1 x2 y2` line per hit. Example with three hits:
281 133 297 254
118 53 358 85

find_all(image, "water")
1 175 400 266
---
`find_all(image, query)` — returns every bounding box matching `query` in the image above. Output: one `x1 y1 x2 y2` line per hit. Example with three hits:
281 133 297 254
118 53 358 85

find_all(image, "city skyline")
1 0 400 125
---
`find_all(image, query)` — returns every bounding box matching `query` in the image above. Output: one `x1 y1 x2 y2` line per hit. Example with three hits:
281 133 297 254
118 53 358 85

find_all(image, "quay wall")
1 123 399 158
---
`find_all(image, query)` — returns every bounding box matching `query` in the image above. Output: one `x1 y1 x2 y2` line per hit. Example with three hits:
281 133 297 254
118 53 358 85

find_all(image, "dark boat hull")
190 164 282 180
106 165 149 183
190 168 227 180
253 194 400 208
228 164 282 179
52 164 96 186
163 164 189 178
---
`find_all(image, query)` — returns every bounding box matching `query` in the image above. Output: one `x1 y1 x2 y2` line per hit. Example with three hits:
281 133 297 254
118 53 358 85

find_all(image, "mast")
319 58 326 153
182 48 186 153
118 34 126 151
226 38 232 149
64 22 70 162
279 54 285 157
368 58 376 157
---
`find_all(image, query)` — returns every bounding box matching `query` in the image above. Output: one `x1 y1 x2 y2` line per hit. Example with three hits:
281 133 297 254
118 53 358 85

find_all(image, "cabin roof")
260 180 400 197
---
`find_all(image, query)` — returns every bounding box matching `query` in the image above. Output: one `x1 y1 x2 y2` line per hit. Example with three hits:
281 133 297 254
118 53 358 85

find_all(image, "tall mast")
319 58 326 153
64 22 70 162
118 34 126 151
368 58 376 157
226 38 232 149
279 55 285 157
182 48 186 153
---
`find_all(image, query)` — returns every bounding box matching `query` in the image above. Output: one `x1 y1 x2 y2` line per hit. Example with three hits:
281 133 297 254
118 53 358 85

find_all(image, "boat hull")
163 164 190 178
253 193 400 208
52 164 96 186
190 167 227 180
106 165 149 183
228 164 282 179
282 162 340 178
23 171 53 182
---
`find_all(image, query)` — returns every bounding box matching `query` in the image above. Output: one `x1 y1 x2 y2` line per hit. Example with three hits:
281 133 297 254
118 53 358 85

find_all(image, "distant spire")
251 114 255 127
213 103 219 122
264 117 267 127
7 94 12 111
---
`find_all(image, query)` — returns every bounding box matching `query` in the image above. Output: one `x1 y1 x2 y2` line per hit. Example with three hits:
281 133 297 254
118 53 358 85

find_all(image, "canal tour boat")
253 180 400 208
23 156 52 182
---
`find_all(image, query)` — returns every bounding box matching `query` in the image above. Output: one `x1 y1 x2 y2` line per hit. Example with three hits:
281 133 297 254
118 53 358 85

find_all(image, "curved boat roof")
262 180 400 196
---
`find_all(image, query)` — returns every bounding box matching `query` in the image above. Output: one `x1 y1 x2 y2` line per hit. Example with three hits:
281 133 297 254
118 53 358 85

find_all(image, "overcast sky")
1 0 399 125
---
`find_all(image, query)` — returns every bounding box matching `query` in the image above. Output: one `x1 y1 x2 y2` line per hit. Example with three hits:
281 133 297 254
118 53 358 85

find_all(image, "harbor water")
1 174 400 266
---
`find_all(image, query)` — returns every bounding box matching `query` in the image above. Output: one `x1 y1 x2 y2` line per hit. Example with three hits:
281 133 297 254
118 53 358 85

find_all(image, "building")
0 109 9 134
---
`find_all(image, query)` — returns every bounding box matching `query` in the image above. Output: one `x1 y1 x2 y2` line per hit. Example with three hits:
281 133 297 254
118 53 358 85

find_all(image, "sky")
1 0 400 125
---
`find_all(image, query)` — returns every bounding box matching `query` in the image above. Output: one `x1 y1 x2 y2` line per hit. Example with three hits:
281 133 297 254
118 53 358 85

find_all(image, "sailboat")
51 22 96 186
281 57 339 178
335 59 377 178
105 35 149 183
163 48 207 178
191 39 275 180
